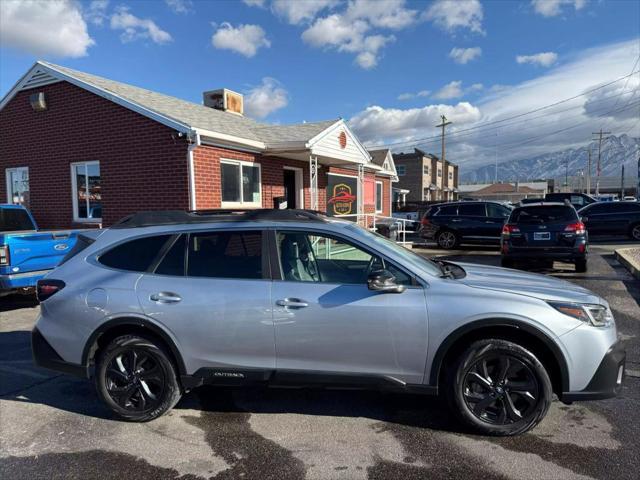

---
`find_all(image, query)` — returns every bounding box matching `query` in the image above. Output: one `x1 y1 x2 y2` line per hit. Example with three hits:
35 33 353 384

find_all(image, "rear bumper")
561 341 626 402
0 269 51 290
32 327 88 378
502 244 586 261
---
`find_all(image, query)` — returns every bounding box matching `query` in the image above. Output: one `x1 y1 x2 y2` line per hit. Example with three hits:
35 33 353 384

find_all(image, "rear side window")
59 234 95 266
0 208 35 232
154 235 186 276
458 204 486 216
99 235 172 272
436 205 458 216
187 231 263 279
511 206 577 224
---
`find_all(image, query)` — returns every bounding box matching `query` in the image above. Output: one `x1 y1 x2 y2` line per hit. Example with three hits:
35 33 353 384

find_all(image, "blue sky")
1 0 639 170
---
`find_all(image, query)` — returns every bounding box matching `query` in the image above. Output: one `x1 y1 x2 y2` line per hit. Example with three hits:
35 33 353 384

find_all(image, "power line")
368 69 640 149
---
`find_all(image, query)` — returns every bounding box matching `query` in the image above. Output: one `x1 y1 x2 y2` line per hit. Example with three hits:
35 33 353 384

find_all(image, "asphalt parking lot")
1 239 639 480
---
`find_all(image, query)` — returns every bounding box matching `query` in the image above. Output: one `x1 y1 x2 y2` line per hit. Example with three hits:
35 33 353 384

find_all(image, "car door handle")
451 219 462 222
276 298 309 309
150 292 182 303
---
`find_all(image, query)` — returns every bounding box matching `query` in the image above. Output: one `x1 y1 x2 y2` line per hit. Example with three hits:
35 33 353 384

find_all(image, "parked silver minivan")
32 209 625 436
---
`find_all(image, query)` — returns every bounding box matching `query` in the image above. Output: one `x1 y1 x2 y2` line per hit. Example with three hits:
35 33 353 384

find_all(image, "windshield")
511 206 577 224
0 208 36 232
344 223 442 277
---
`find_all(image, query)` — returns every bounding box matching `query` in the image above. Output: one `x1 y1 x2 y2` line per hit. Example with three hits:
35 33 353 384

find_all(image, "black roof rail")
111 209 328 229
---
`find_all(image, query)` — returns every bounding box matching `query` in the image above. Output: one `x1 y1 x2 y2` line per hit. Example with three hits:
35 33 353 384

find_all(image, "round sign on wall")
338 131 347 149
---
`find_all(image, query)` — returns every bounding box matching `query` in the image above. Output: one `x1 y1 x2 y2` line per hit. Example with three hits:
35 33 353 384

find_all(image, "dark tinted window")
581 203 606 214
615 202 640 213
59 234 95 266
0 208 35 232
435 205 458 216
487 203 511 218
511 206 577 224
99 235 172 272
187 231 262 279
155 235 186 276
459 203 486 216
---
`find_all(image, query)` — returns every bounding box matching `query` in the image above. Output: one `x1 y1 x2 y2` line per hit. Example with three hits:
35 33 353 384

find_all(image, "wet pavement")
1 240 638 479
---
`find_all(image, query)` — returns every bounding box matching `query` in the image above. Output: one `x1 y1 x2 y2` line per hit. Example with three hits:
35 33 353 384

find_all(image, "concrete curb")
615 247 640 280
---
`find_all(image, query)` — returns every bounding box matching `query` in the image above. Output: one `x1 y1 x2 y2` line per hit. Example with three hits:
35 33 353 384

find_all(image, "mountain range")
459 134 640 184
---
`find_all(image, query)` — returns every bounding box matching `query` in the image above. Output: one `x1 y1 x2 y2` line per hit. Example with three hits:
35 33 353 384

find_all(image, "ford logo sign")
54 244 69 251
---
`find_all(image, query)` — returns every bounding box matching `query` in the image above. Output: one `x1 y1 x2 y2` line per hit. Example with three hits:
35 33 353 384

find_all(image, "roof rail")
110 209 327 229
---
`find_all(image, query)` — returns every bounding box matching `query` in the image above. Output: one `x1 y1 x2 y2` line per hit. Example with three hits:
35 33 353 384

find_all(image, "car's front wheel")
629 223 640 241
446 338 552 436
95 335 182 422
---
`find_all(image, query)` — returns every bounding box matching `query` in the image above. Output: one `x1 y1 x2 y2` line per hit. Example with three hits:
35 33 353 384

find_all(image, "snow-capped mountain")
460 134 640 183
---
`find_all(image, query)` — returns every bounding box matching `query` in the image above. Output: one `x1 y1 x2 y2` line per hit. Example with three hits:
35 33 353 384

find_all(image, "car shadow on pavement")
0 293 39 312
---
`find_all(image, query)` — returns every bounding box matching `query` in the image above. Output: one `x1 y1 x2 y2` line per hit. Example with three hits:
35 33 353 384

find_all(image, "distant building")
392 148 458 202
462 182 546 202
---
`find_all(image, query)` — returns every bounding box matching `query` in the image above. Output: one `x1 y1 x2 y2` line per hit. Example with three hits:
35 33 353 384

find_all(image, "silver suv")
32 209 625 436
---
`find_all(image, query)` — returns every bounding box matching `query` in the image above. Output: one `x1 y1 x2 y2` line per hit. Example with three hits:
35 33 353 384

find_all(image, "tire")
629 223 640 241
445 338 552 436
436 230 459 249
575 258 587 273
500 257 514 269
95 335 182 422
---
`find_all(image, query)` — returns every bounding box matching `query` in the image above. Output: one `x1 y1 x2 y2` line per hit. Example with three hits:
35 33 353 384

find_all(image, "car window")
0 208 35 232
510 206 577 223
584 203 609 214
486 203 510 218
187 231 262 279
459 203 486 216
99 235 172 272
154 235 186 276
570 195 586 207
616 203 640 213
276 231 411 285
436 205 458 216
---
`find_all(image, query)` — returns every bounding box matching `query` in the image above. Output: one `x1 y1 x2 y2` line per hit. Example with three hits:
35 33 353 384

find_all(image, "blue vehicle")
0 204 82 295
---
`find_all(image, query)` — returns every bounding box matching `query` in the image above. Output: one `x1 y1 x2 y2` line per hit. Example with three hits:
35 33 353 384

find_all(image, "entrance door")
283 169 297 209
271 230 428 384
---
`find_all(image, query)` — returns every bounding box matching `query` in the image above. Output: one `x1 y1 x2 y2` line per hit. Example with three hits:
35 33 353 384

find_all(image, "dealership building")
0 61 398 229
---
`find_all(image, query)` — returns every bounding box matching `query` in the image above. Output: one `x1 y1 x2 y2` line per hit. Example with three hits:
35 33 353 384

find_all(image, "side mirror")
368 270 405 293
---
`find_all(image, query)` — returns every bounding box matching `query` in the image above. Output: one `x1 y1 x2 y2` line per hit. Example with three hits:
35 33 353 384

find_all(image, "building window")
375 181 383 212
221 160 261 207
423 187 430 200
5 167 29 208
423 165 429 175
448 171 453 181
438 168 442 178
396 165 406 176
71 161 101 222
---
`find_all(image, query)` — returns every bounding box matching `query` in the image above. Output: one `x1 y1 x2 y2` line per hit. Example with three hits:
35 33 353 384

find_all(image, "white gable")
308 120 370 165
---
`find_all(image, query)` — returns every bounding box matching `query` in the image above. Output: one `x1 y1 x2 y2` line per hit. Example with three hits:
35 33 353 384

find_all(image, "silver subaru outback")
32 209 625 436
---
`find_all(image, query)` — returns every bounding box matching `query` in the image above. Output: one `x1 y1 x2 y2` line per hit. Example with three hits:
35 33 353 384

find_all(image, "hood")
456 262 602 304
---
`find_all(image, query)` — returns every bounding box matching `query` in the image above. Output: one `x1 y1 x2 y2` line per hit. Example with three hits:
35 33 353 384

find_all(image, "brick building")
392 148 459 202
1 62 397 229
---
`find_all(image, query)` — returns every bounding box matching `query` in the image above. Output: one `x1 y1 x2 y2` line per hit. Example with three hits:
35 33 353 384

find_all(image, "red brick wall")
0 81 190 228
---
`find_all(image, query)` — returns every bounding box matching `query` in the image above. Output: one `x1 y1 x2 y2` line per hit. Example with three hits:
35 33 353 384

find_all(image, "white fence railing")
334 213 415 246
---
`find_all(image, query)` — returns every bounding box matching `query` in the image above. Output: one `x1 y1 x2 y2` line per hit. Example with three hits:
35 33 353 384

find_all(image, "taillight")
502 224 520 237
0 245 9 266
421 217 430 226
36 279 66 302
565 222 586 235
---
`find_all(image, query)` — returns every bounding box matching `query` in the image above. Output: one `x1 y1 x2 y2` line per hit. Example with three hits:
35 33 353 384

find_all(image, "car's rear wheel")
446 339 552 436
437 230 459 249
629 223 640 241
95 335 182 422
575 258 587 273
500 257 515 268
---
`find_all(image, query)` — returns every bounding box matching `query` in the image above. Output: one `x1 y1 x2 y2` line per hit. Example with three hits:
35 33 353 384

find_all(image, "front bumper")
32 327 88 378
562 340 626 402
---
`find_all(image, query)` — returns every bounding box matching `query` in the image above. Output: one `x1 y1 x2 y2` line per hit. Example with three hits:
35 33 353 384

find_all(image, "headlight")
548 302 614 327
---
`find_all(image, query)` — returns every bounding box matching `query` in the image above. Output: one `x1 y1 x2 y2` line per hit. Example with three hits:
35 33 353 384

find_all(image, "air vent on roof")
203 88 243 115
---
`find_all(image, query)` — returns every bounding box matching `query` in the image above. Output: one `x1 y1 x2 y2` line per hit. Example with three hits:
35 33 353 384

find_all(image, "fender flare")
428 318 570 392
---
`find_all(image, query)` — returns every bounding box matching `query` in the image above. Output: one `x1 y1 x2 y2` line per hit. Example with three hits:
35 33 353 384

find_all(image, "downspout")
187 131 200 211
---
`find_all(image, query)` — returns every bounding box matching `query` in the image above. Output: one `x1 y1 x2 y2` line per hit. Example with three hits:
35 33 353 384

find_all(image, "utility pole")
586 148 592 195
621 164 625 199
565 159 569 192
436 114 452 165
592 129 611 197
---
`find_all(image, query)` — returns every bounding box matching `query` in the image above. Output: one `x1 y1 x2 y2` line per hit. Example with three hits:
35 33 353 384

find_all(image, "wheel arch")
429 319 570 395
81 316 187 378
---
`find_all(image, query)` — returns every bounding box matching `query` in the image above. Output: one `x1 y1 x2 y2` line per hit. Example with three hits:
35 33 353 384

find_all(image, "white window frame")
423 165 429 175
396 165 406 176
70 161 102 223
220 159 262 208
5 167 29 205
375 181 383 213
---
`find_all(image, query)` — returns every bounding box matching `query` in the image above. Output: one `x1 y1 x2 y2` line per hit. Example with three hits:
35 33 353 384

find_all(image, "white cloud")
397 90 431 101
432 80 483 99
350 39 639 171
271 0 337 25
449 46 482 64
531 0 587 17
0 0 95 58
85 0 109 26
110 6 172 44
211 23 270 57
424 0 484 34
516 51 558 67
165 0 193 14
244 77 289 119
301 1 417 69
243 0 266 6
